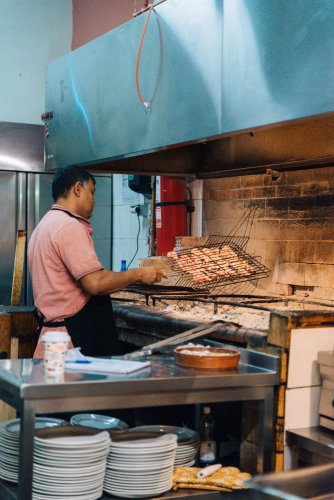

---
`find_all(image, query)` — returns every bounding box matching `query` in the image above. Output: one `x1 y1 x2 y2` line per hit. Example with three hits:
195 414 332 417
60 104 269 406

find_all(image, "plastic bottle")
199 406 216 466
120 260 127 272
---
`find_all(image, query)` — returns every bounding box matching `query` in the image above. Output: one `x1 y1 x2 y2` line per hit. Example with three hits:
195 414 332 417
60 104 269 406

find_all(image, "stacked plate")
33 426 110 500
0 417 66 484
104 433 177 498
130 425 199 466
70 413 129 431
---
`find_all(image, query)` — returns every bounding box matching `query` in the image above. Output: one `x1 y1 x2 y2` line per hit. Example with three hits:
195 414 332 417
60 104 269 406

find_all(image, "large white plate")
35 430 110 447
103 483 172 498
32 485 103 500
33 462 106 476
106 458 175 469
109 443 177 455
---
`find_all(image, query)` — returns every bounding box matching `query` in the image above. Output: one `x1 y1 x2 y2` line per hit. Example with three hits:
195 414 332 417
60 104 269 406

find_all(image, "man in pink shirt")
28 166 166 358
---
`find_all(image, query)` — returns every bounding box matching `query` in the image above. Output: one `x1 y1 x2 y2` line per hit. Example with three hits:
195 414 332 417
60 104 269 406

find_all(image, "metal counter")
0 347 279 499
247 462 334 499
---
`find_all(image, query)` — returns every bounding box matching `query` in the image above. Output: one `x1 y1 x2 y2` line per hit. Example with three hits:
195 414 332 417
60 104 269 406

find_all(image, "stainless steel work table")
0 347 279 500
286 426 334 466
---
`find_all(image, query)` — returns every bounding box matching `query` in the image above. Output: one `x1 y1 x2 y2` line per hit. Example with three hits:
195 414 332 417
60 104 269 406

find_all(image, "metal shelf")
0 349 279 499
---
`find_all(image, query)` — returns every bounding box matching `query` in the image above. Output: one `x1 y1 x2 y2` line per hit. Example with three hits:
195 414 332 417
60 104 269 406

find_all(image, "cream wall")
0 0 72 124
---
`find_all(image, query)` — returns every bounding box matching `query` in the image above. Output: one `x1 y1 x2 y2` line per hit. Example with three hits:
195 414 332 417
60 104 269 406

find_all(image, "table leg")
257 387 274 473
18 400 36 500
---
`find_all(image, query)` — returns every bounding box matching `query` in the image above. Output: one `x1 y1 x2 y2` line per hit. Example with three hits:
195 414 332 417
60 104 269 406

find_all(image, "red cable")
135 3 154 107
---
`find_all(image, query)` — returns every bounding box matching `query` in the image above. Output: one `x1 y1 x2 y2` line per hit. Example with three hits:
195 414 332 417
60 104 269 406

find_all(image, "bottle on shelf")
199 405 216 467
120 260 127 272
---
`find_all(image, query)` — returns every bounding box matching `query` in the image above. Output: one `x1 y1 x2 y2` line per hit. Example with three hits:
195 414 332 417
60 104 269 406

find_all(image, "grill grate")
163 237 269 291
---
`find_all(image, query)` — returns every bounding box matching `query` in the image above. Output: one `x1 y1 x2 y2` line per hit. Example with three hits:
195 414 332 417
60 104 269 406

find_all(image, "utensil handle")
123 321 224 359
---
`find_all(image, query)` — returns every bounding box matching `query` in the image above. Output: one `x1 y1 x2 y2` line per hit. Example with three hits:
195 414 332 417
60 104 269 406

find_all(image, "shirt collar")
51 204 92 231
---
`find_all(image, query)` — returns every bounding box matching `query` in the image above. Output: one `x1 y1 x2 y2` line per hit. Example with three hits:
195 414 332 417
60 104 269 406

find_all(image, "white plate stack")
32 427 110 500
0 417 66 484
104 433 178 498
129 425 199 467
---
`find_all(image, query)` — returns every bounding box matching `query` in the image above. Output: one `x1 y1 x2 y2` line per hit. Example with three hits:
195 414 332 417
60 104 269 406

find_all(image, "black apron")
36 295 122 357
35 207 122 357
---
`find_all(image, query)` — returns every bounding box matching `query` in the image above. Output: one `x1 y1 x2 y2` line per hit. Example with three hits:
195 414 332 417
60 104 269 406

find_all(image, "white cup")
42 331 70 376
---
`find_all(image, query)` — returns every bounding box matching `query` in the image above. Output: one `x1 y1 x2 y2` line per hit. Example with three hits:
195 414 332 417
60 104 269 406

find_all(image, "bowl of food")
174 344 240 370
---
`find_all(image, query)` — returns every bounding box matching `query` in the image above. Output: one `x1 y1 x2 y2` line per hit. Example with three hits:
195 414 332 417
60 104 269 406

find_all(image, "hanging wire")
127 211 141 269
135 3 155 108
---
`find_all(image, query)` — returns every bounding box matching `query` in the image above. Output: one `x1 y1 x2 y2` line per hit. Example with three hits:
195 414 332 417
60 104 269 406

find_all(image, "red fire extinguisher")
155 177 187 256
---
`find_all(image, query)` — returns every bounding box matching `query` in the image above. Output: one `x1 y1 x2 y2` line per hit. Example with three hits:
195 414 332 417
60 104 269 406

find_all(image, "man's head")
52 166 96 219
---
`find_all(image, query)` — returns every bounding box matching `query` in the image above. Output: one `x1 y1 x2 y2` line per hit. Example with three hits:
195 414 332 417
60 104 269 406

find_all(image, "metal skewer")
123 320 225 359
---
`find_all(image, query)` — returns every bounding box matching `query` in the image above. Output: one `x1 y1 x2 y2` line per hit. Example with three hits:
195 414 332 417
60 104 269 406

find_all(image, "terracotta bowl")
174 346 240 370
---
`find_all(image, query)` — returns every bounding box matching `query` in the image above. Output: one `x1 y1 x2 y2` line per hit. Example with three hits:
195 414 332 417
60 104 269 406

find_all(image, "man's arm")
79 267 167 295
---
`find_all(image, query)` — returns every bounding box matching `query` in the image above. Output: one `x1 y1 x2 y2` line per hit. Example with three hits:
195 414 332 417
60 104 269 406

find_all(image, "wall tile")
275 185 300 197
239 174 264 188
278 262 306 286
279 220 324 240
204 177 241 190
265 198 289 218
300 181 329 196
314 241 334 264
253 220 281 240
281 241 300 262
253 186 276 198
286 169 314 185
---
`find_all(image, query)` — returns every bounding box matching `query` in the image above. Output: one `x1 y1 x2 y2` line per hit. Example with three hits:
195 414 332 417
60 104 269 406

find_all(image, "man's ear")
73 181 82 197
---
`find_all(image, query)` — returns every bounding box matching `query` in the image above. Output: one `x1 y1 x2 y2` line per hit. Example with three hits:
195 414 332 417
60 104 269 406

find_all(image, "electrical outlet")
130 204 149 217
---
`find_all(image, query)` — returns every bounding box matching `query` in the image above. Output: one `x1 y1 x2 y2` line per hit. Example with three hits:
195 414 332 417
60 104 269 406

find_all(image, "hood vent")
44 0 334 177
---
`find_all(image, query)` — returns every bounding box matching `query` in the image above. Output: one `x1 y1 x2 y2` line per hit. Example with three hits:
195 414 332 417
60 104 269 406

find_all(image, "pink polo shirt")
28 204 103 357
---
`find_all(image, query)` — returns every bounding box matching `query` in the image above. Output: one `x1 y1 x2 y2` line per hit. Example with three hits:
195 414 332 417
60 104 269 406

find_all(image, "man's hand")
139 267 168 285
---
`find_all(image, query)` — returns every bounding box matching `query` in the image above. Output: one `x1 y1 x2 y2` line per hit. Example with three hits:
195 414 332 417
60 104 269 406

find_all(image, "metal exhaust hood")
44 0 334 178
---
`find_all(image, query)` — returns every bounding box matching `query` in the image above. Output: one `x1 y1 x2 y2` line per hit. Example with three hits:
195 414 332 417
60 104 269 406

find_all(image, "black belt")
33 296 121 357
34 309 66 336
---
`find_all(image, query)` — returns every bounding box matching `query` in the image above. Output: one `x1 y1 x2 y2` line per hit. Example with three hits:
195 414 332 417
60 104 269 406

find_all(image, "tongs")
123 320 225 360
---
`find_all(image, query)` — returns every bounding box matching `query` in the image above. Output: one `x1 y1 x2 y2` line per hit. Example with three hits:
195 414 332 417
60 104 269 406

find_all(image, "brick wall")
203 166 334 300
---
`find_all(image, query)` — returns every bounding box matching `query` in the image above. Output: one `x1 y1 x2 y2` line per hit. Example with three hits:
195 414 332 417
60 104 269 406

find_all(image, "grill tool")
164 241 269 291
123 320 225 360
163 206 269 291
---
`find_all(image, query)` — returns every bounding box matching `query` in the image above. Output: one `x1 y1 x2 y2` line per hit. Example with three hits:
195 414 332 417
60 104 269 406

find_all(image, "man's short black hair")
52 166 96 201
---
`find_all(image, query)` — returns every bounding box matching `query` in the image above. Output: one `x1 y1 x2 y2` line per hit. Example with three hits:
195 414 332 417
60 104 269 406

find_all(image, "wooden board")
11 230 26 306
268 311 334 348
0 338 18 423
0 313 11 359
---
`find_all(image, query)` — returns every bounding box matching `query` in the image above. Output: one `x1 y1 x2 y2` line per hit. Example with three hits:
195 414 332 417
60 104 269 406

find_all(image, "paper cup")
42 331 70 375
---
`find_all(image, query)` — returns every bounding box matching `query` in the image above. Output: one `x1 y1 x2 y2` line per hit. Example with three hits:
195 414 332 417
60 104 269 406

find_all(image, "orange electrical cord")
135 2 155 108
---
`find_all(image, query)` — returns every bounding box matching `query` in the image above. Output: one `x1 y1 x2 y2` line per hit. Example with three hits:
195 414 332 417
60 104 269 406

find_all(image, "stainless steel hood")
44 0 334 177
